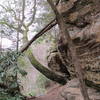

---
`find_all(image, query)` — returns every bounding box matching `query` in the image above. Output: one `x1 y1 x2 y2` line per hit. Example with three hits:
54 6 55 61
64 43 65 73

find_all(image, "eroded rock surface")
47 0 100 91
61 79 100 100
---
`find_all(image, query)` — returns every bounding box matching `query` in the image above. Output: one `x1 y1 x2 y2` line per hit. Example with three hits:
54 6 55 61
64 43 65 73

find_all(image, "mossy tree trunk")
22 30 67 85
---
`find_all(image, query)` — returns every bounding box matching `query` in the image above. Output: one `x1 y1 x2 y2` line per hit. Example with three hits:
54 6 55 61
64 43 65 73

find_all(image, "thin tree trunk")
47 0 90 100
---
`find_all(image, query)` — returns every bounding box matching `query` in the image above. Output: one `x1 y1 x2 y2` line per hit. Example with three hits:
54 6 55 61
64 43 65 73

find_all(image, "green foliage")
28 90 37 97
18 68 27 76
18 56 28 68
0 51 26 100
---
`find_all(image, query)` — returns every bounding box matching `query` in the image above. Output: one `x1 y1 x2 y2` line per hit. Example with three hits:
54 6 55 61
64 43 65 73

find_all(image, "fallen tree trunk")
26 48 67 85
20 19 57 52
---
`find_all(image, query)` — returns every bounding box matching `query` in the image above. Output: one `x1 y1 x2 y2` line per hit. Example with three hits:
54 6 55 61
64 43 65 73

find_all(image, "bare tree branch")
16 0 26 29
0 3 19 22
20 18 56 52
21 0 25 23
56 0 60 5
0 4 24 32
0 21 18 30
27 0 37 27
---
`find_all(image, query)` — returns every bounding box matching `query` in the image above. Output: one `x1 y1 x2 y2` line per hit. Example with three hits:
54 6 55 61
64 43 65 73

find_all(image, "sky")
0 0 13 48
0 0 38 49
0 38 12 48
0 0 49 49
0 1 4 4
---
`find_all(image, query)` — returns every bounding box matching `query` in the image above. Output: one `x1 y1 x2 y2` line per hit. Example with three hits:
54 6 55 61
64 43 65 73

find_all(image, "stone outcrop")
47 0 100 91
61 79 100 100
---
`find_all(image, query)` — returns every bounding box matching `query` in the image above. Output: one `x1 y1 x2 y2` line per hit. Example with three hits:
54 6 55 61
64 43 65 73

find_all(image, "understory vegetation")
0 51 26 100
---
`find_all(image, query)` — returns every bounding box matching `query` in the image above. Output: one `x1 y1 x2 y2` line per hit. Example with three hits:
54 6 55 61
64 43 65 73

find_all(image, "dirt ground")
26 79 100 100
27 84 64 100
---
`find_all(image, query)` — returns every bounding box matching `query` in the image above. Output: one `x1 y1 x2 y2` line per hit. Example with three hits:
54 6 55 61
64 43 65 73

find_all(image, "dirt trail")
27 79 100 100
27 84 64 100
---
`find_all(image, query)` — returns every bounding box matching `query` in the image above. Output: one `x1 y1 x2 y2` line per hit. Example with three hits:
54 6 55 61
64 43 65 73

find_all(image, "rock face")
57 0 100 28
61 79 100 100
48 51 70 77
47 35 100 90
47 0 100 91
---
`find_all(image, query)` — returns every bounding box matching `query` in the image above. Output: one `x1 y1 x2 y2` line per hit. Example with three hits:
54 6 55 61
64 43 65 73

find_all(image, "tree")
47 0 90 100
0 0 67 85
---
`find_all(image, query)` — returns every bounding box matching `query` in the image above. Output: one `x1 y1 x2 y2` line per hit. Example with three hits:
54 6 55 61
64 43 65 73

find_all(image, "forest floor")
26 84 64 100
26 78 100 100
